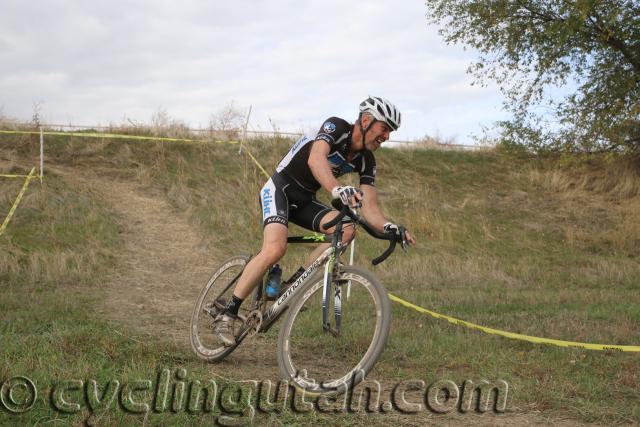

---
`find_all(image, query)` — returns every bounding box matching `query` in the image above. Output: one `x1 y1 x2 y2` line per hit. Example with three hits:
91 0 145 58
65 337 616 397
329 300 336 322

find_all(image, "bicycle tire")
276 266 391 396
190 254 251 362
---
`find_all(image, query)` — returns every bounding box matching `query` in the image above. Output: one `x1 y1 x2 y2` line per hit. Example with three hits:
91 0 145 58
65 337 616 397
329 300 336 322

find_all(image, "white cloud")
0 0 507 143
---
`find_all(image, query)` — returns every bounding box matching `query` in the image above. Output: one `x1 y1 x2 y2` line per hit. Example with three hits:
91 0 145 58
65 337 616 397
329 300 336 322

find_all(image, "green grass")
1 131 639 424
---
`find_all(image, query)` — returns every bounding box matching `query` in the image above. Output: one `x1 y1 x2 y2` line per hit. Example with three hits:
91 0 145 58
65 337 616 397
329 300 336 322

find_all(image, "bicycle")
190 200 408 396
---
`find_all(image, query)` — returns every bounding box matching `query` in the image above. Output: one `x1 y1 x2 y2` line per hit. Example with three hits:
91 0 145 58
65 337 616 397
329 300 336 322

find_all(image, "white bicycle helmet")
359 96 401 131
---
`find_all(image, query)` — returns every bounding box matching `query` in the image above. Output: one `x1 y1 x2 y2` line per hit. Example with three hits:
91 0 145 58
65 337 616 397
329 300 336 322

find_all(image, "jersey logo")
327 152 355 176
291 135 310 153
323 122 336 133
262 188 273 217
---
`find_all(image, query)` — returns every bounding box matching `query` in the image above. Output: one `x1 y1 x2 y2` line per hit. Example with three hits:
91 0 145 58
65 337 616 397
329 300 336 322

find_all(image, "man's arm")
359 184 387 233
361 184 417 246
307 140 340 193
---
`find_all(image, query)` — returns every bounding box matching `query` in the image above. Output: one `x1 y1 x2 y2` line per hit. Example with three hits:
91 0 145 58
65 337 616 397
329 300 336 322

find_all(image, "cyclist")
214 96 417 345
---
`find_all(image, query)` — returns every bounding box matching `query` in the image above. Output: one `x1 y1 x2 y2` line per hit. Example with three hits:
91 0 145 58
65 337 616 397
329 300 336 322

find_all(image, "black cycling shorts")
259 173 332 231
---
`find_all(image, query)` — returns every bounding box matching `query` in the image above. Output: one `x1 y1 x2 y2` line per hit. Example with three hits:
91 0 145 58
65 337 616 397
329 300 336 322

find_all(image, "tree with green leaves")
425 0 639 153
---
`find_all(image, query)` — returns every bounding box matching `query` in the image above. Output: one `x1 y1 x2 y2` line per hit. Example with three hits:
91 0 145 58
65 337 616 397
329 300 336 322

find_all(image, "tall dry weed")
150 108 193 139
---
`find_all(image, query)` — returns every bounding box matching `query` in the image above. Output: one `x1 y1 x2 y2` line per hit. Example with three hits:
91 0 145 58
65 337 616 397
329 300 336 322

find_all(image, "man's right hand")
331 186 362 207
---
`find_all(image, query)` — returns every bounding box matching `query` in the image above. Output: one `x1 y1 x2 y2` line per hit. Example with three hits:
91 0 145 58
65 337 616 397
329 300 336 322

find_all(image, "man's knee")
260 223 288 264
261 242 287 264
342 225 356 244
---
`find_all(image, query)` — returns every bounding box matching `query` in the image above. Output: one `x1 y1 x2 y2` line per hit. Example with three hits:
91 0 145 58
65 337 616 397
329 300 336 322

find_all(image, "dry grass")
528 154 640 199
24 250 100 283
0 170 121 286
524 156 640 255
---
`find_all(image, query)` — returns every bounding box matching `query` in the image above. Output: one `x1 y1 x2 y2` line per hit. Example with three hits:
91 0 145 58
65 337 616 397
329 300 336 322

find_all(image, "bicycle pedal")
203 300 223 317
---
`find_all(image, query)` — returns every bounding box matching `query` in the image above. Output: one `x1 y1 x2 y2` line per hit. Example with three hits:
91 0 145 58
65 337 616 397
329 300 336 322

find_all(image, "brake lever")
399 226 408 252
352 190 363 210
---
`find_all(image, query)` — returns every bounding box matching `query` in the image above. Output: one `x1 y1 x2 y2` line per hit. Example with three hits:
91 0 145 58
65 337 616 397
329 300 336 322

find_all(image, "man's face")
363 120 392 151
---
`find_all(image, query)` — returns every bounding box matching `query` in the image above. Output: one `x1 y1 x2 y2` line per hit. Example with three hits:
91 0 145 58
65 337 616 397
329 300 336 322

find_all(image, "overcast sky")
0 1 507 144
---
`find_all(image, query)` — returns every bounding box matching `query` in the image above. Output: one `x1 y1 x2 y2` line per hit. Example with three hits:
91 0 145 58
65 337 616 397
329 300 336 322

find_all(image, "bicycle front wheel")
276 266 391 396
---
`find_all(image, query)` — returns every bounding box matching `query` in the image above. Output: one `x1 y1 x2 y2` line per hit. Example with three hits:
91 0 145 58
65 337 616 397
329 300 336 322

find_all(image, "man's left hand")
383 222 417 246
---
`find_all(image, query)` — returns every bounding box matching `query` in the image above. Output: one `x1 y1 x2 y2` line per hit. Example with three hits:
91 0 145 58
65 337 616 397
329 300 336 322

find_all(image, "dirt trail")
97 180 212 343
50 166 280 377
49 166 590 427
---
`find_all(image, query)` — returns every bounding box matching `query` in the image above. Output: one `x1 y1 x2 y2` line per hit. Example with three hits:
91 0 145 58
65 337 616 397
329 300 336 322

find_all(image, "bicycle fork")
322 252 342 337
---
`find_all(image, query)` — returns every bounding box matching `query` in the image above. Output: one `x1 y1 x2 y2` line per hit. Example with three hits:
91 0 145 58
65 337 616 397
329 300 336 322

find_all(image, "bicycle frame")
252 222 351 336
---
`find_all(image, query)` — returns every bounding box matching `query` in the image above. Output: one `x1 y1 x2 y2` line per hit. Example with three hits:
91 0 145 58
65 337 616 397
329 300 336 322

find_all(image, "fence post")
40 127 44 182
239 105 252 155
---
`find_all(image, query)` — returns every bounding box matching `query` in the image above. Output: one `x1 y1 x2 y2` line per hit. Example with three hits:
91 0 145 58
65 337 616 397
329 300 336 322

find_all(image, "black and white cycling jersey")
260 117 377 229
276 117 376 193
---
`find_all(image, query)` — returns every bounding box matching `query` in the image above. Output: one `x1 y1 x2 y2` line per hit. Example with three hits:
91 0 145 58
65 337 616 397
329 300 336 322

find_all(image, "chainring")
244 310 263 337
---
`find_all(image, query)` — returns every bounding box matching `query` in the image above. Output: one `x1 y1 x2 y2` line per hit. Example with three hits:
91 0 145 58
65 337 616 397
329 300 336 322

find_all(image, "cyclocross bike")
190 201 408 395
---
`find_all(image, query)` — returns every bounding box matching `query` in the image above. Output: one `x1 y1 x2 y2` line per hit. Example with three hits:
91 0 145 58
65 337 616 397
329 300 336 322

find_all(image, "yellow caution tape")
0 167 36 237
0 130 239 144
0 174 31 179
242 146 271 178
389 293 640 352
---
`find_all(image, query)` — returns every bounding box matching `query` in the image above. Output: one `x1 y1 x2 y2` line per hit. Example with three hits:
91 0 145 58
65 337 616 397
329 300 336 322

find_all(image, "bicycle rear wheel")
276 266 391 396
190 254 252 361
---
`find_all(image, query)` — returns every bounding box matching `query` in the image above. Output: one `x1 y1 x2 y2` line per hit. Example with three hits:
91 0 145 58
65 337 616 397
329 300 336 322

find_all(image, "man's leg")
233 222 288 299
213 222 288 346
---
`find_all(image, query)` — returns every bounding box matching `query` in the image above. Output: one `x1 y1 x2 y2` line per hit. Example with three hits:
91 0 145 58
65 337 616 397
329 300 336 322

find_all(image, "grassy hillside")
1 131 639 425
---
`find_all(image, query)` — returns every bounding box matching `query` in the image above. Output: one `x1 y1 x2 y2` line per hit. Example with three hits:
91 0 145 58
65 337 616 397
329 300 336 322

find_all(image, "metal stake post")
39 127 44 182
239 105 252 155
